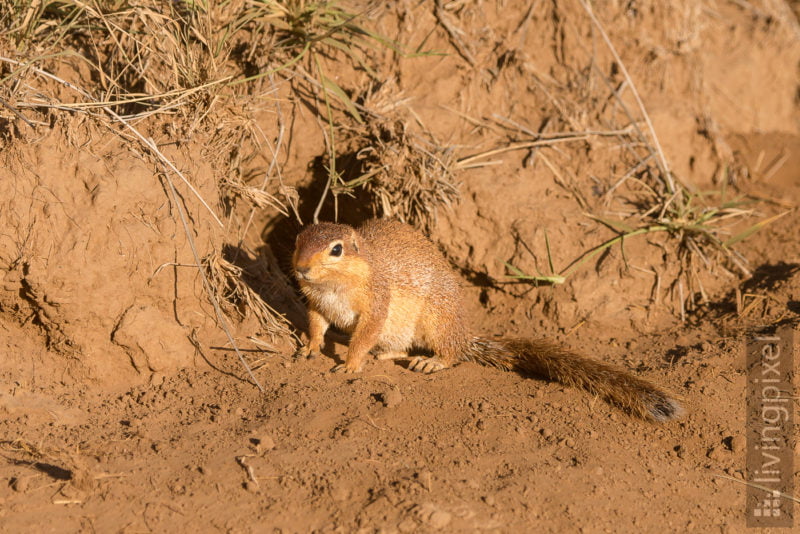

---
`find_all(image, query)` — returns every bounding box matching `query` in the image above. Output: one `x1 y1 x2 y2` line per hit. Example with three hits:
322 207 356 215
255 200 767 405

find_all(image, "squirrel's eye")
330 244 343 257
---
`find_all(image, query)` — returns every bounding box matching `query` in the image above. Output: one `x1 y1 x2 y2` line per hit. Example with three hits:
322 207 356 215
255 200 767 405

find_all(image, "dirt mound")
1 1 799 531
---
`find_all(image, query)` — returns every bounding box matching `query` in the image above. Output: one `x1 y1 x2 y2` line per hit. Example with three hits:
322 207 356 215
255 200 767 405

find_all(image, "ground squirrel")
292 218 683 421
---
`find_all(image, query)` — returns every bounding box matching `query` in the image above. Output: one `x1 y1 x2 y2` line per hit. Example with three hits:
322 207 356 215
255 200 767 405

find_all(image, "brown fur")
292 219 683 422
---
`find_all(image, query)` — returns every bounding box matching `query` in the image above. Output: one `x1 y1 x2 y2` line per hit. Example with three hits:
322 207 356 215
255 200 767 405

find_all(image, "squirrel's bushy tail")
464 337 683 422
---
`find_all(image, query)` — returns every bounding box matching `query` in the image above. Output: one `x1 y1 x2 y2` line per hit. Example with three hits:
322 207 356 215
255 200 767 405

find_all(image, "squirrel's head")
292 222 363 285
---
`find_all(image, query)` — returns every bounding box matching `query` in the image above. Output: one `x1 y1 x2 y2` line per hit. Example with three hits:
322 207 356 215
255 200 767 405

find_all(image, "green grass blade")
227 42 310 86
723 210 791 247
560 225 669 278
503 262 565 284
320 74 363 124
586 214 636 233
544 229 555 275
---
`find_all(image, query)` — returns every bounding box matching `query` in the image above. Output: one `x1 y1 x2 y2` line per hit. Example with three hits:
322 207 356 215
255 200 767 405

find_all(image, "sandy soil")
1 1 799 532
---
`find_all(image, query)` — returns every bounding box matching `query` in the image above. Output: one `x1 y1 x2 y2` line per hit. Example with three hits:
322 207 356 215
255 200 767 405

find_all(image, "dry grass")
359 121 459 234
202 251 298 344
497 1 793 317
332 81 461 233
0 0 792 354
0 1 456 235
0 0 411 384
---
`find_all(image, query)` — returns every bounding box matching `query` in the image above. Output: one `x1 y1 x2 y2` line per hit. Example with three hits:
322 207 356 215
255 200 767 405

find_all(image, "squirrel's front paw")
331 361 363 373
295 345 321 360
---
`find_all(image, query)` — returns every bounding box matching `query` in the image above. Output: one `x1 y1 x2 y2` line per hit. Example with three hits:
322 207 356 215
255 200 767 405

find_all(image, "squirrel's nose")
295 265 310 276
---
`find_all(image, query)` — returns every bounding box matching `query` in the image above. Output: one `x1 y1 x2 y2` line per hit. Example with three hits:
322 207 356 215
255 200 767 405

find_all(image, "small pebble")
330 485 350 502
245 480 259 493
381 389 403 408
541 428 553 438
398 518 417 533
254 434 276 452
483 495 496 506
11 477 29 493
415 470 432 491
729 436 745 453
427 510 452 530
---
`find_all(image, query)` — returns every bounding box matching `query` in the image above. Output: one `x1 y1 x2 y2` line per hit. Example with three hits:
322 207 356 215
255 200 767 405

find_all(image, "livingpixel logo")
746 327 794 528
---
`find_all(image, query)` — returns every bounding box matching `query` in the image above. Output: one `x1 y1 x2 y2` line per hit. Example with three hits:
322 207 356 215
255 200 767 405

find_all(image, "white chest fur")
304 284 358 332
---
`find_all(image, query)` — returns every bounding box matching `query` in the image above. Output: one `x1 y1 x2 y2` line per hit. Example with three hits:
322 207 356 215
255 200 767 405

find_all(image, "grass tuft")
0 0 410 385
500 3 793 317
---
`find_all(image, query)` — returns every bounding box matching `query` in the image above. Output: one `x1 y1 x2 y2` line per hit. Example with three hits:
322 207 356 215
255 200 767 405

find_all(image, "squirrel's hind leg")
408 306 467 373
408 356 448 373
